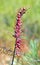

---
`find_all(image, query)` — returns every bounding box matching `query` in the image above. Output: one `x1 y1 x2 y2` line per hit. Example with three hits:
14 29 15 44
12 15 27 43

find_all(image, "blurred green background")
0 0 40 65
0 0 40 40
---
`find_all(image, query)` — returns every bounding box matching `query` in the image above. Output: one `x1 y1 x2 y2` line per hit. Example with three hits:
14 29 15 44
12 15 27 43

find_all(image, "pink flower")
14 8 26 56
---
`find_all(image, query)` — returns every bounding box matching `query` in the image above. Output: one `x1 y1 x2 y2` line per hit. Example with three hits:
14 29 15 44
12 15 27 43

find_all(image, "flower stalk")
11 8 26 65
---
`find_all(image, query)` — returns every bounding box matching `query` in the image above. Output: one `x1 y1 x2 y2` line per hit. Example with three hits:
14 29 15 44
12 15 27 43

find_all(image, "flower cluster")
14 8 26 56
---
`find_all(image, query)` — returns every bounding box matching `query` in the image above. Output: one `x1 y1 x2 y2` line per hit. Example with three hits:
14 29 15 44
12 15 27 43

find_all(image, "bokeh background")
0 0 40 65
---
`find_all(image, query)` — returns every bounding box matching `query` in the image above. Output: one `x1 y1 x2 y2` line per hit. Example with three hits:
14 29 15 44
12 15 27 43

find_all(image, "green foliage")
0 0 40 65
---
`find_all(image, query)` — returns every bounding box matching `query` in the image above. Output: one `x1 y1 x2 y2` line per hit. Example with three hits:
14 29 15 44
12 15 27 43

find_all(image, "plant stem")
11 47 15 65
11 8 26 65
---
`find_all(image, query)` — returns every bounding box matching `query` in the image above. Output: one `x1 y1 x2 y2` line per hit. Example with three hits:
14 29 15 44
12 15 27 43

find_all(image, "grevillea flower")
13 8 26 56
